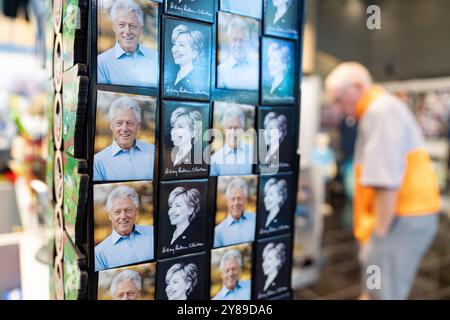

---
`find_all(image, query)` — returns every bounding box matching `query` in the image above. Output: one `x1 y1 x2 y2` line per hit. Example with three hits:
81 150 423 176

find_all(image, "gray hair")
110 269 142 297
108 96 142 123
264 112 288 142
226 16 250 39
264 178 288 204
168 187 201 222
325 62 373 92
225 178 249 199
111 0 144 26
262 242 286 271
170 107 202 142
165 263 199 296
171 24 205 60
106 185 140 212
267 42 291 70
220 249 242 272
222 105 245 129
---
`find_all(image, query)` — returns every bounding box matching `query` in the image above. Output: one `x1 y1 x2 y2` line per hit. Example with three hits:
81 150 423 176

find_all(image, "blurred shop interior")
0 0 449 300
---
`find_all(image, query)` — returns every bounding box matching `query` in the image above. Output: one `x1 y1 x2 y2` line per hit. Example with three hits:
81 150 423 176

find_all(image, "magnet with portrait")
216 12 260 91
165 0 214 23
210 102 256 176
257 106 296 174
210 243 253 300
157 180 208 259
162 17 212 100
253 234 292 300
220 0 262 19
261 37 296 105
214 175 258 248
256 173 294 239
155 252 208 300
97 262 156 300
94 91 156 182
264 0 299 39
97 0 159 88
160 100 210 180
93 181 155 272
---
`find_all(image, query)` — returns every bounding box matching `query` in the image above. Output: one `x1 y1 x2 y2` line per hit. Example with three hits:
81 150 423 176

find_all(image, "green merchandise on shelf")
63 153 88 245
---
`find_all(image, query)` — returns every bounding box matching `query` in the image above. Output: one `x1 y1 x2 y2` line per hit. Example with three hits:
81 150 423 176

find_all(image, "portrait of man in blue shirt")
94 96 155 181
210 105 254 176
98 0 158 87
212 249 251 300
214 178 256 247
95 185 154 271
217 15 259 91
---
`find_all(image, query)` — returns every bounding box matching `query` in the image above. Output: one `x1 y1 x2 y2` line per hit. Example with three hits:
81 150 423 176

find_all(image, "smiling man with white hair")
214 178 256 247
98 0 158 87
95 185 154 271
213 249 251 300
217 16 259 90
94 96 155 181
325 62 440 300
210 105 254 176
110 269 142 300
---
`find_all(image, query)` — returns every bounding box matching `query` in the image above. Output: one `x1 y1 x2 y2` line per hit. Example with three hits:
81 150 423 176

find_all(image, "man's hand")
373 188 398 239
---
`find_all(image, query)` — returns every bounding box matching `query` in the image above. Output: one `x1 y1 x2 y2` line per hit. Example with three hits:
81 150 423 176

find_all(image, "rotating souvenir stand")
58 0 307 300
47 0 90 299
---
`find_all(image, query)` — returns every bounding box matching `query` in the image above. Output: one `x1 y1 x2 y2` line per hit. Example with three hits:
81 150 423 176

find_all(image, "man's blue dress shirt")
98 42 158 87
210 143 254 176
94 139 154 181
95 225 154 271
212 280 251 300
214 212 256 247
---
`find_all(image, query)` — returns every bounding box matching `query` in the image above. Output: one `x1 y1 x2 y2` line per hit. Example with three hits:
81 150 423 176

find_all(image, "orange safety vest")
353 86 441 243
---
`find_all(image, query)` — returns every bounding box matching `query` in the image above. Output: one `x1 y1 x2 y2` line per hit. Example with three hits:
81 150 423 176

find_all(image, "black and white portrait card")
257 106 296 174
256 173 294 239
253 234 292 300
165 0 215 23
263 0 299 39
155 252 208 300
157 180 208 259
261 37 296 105
162 17 212 100
160 101 211 180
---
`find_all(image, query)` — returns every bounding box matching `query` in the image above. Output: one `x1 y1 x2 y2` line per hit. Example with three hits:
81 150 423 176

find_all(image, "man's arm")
373 188 398 238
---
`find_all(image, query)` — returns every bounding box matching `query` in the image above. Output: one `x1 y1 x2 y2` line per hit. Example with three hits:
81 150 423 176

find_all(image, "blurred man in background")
325 62 441 300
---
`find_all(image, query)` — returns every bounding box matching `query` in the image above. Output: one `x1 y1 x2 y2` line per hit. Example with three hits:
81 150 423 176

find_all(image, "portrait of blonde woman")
262 39 295 104
258 107 295 173
160 101 210 180
169 107 202 166
254 236 291 299
257 175 293 238
264 0 299 38
262 242 286 292
165 263 199 300
158 181 208 258
164 19 211 99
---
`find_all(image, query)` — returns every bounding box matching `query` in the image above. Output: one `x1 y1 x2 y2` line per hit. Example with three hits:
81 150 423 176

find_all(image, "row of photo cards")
93 174 295 269
96 0 300 104
97 235 292 300
89 0 303 301
93 92 297 181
